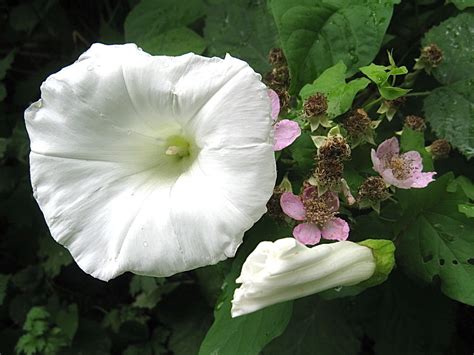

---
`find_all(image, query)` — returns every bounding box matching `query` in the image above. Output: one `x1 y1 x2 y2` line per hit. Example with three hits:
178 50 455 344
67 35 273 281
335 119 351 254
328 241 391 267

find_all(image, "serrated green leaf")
458 203 474 218
55 304 78 342
124 0 206 55
300 61 370 118
360 63 390 85
378 85 410 100
38 237 72 278
269 0 396 92
396 173 474 306
424 79 474 159
199 218 293 355
423 12 474 85
204 0 278 74
447 176 474 200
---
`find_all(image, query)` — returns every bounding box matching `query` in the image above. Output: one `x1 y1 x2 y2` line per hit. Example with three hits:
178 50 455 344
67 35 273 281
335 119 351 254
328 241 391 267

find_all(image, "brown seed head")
302 189 338 227
420 44 443 67
429 139 451 159
268 48 287 67
318 136 351 162
357 176 389 202
344 109 371 137
314 159 344 188
404 115 426 132
267 187 284 221
303 93 328 117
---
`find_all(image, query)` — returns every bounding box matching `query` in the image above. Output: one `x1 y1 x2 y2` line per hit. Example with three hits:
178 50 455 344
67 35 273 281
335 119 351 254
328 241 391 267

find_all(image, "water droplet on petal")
87 65 94 71
127 130 132 136
34 99 43 109
143 241 148 247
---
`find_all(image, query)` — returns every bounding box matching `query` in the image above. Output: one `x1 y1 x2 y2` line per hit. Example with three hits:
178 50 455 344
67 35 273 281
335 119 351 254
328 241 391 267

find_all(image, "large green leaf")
300 61 369 118
269 0 397 92
449 0 474 10
423 12 474 85
199 218 293 355
396 173 474 306
424 79 474 159
204 0 279 74
124 0 206 55
263 296 362 355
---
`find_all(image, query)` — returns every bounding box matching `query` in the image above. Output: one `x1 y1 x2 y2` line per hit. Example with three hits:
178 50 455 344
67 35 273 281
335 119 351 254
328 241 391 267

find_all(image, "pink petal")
280 192 306 221
321 218 349 241
411 171 436 188
380 169 414 189
371 148 384 174
268 89 280 121
376 137 399 160
325 192 340 212
302 186 317 200
273 120 301 151
293 223 321 245
401 151 423 173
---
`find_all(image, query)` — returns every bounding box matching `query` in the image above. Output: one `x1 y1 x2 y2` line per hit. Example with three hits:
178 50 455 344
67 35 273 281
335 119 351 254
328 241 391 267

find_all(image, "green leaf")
396 173 474 306
459 203 474 218
38 236 72 278
400 127 434 171
199 218 293 355
300 61 370 118
448 0 474 10
378 85 410 100
141 27 206 56
264 296 362 355
423 12 474 85
269 0 396 92
447 175 474 200
55 304 78 342
424 79 474 159
124 0 206 55
359 63 389 85
204 0 279 74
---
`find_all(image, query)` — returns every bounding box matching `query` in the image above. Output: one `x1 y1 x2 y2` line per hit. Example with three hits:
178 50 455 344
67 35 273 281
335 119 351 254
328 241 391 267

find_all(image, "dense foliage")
1 0 474 354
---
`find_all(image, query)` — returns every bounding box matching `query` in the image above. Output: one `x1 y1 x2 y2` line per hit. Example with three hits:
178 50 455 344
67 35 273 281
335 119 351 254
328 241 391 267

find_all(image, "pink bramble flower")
371 137 435 189
280 186 349 245
268 89 301 151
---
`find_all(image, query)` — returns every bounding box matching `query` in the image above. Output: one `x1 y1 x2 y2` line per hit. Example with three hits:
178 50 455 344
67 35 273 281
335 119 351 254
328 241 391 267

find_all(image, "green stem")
363 96 383 111
404 91 431 97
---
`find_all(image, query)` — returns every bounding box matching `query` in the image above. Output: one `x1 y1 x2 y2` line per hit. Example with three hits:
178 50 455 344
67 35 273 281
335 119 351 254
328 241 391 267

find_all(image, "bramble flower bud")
303 93 328 118
404 115 426 132
231 238 376 317
427 139 451 159
377 97 406 121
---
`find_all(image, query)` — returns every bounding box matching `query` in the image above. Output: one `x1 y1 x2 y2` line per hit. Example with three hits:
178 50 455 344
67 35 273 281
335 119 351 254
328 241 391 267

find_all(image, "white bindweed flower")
25 43 276 281
231 238 376 317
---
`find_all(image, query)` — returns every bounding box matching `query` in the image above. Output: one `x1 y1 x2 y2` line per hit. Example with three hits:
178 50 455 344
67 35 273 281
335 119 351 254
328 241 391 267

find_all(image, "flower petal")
280 192 306 221
371 148 384 175
273 120 301 151
293 223 321 245
376 137 399 160
268 89 280 121
411 171 436 188
26 44 275 281
321 218 350 241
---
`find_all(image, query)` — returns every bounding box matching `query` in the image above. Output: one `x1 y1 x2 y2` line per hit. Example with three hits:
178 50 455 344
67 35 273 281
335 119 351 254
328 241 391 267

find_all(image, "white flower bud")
231 238 375 317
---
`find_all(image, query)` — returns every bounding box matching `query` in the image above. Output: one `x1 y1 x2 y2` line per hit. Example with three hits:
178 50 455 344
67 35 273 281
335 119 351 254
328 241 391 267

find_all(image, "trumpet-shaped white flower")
25 44 276 281
231 238 375 317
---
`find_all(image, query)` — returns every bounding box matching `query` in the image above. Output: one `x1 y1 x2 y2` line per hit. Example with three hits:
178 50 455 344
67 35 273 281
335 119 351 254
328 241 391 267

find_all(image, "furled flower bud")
303 93 328 118
344 109 371 137
318 136 351 162
231 238 376 317
357 176 390 203
404 115 426 132
427 139 451 159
